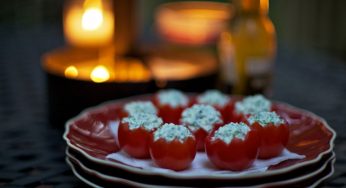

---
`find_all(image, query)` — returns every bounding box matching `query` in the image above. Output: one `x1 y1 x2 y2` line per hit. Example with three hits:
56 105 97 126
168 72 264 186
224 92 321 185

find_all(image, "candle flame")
64 66 79 78
90 65 110 83
81 0 104 31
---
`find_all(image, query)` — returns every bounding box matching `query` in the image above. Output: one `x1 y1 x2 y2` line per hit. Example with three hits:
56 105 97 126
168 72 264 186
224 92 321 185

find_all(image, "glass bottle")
218 0 276 95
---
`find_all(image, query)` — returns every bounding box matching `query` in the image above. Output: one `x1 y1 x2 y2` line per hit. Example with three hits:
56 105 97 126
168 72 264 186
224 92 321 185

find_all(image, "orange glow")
43 48 152 83
128 62 150 82
156 2 230 45
179 9 229 20
113 60 151 82
81 0 103 30
64 0 114 47
82 8 103 30
64 66 79 78
260 0 269 13
90 65 110 83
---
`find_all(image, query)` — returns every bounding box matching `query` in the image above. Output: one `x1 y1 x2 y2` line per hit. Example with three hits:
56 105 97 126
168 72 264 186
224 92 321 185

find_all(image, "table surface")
1 25 346 187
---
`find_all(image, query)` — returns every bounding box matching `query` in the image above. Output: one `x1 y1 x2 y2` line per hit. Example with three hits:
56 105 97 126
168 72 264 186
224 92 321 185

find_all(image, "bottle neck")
233 0 269 16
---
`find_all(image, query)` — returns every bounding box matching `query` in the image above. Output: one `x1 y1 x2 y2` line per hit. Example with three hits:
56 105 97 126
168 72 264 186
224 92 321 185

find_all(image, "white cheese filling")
235 94 271 115
181 104 223 133
124 101 157 116
212 122 250 144
157 89 188 108
153 123 194 143
197 90 230 107
247 111 284 127
122 113 163 131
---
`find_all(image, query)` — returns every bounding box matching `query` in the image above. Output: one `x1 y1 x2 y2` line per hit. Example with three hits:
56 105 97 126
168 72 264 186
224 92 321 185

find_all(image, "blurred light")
64 66 79 78
82 8 103 31
63 0 114 47
90 65 110 83
156 2 231 45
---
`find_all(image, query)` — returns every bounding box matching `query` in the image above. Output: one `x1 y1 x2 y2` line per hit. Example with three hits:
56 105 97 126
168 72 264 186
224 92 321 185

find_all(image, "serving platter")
66 152 335 188
66 145 334 187
63 94 336 181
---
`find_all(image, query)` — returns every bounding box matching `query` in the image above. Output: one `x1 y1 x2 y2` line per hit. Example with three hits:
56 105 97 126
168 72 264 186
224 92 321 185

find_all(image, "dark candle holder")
42 47 218 128
42 48 155 127
45 72 155 127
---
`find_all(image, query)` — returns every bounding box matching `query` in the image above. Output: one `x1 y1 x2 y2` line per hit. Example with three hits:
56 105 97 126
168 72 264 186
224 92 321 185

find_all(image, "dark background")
0 0 345 187
1 0 346 58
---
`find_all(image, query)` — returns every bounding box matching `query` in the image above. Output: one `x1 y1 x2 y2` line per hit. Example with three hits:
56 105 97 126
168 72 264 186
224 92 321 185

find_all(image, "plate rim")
66 157 103 188
67 145 334 186
258 153 335 187
66 156 177 188
66 148 335 187
63 94 337 179
309 157 335 188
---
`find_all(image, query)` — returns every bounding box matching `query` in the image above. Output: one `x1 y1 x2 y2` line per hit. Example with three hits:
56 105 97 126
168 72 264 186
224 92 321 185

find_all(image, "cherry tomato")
188 96 198 107
180 104 223 151
250 122 289 159
195 102 234 125
194 92 238 123
229 95 276 123
149 136 197 171
119 110 130 119
118 122 154 158
217 101 235 123
191 122 223 151
193 128 209 151
205 128 259 171
229 111 243 123
153 97 185 124
119 101 157 119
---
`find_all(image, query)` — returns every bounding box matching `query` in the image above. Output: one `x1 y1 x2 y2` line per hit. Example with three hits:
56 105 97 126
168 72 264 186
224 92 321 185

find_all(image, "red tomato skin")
221 97 245 123
228 97 278 123
209 104 228 124
193 97 236 124
119 110 129 119
188 122 223 151
229 110 246 123
188 96 198 107
118 122 154 159
149 137 197 171
153 97 185 124
219 102 233 123
205 130 259 171
250 122 289 159
223 97 243 123
193 128 209 151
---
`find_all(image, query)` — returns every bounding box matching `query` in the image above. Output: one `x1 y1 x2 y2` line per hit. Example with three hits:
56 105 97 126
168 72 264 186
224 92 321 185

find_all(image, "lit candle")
63 0 114 48
43 0 152 128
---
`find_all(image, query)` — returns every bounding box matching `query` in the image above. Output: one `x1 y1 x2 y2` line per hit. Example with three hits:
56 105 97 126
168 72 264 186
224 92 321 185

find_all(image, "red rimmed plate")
66 151 335 188
63 94 336 180
66 145 334 187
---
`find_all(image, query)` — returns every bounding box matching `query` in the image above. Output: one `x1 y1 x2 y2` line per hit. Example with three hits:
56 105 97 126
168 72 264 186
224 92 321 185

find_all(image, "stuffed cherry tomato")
196 90 235 123
247 111 289 159
231 94 272 123
153 89 189 124
118 113 162 158
120 101 157 119
180 104 223 151
205 122 259 171
150 123 197 171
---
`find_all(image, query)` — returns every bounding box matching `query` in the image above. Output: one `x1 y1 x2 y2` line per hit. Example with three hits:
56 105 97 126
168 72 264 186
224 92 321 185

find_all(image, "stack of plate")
63 95 336 187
